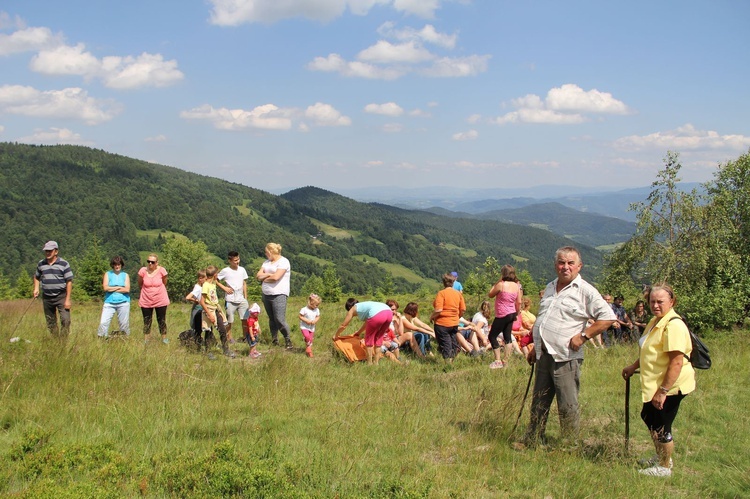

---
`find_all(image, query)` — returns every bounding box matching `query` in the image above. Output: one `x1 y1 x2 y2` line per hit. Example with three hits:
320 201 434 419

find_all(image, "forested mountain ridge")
282 187 607 281
0 143 606 295
473 202 636 247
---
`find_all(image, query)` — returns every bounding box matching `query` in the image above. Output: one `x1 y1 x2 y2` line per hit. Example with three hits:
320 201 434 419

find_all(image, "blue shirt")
355 301 390 320
104 270 130 304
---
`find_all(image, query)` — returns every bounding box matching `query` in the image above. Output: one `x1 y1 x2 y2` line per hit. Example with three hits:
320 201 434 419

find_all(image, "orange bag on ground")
332 334 367 362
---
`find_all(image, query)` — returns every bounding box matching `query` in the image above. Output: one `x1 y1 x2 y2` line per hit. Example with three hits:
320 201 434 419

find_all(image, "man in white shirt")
522 246 616 446
217 251 249 344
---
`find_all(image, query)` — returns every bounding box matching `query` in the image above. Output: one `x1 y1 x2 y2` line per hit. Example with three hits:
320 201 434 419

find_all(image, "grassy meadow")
1 297 748 498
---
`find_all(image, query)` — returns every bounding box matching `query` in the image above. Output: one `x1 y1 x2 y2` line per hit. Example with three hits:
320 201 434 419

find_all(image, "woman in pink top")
137 253 170 344
487 264 523 369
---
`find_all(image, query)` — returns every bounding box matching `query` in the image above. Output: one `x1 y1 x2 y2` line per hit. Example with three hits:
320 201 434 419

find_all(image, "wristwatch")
580 332 589 342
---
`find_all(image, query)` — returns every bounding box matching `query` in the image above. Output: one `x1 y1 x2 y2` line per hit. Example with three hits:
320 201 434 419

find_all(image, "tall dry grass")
1 297 748 497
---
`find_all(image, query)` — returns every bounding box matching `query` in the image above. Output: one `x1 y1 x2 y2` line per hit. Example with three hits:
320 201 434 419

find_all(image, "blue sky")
1 0 749 193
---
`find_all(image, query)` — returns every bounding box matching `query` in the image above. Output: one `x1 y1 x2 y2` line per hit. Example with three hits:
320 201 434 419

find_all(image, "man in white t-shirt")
217 251 249 343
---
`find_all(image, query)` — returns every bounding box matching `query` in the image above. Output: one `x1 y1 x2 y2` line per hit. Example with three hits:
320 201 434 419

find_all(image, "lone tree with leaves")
602 151 749 330
159 238 213 302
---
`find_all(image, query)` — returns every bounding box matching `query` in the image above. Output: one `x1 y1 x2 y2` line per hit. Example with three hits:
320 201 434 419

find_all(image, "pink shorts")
364 309 393 347
301 328 314 343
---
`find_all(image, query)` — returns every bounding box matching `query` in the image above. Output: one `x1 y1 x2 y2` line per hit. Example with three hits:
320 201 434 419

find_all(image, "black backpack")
669 316 711 370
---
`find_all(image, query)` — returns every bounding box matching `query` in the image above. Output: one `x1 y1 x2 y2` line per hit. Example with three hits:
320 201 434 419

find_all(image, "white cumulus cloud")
0 26 62 56
307 15 487 80
613 124 750 151
408 108 431 117
0 85 121 124
546 83 630 114
309 50 488 80
100 53 184 89
419 54 490 77
30 45 184 89
17 127 93 146
358 40 434 64
490 84 629 125
305 102 352 126
181 103 294 130
2 16 184 90
30 43 100 76
208 0 444 25
364 102 404 116
145 134 167 142
452 129 478 141
307 54 405 79
392 0 442 18
181 101 351 130
377 22 457 48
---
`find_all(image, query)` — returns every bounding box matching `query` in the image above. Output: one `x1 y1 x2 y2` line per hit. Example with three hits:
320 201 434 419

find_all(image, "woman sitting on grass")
471 300 492 349
457 317 483 357
400 302 435 358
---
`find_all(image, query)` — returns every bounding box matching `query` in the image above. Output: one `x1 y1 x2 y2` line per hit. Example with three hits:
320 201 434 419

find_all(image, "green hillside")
423 202 636 248
475 202 636 248
0 143 607 295
282 187 607 282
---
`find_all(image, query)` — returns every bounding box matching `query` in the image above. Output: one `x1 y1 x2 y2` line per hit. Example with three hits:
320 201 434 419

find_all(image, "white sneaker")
638 465 672 477
638 456 673 469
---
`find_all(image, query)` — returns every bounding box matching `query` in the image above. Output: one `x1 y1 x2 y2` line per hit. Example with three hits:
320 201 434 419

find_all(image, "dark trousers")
204 308 228 349
43 294 70 337
141 305 168 336
434 324 459 359
489 313 516 349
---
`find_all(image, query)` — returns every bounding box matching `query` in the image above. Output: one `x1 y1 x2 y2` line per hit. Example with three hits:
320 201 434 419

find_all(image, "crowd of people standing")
31 239 698 477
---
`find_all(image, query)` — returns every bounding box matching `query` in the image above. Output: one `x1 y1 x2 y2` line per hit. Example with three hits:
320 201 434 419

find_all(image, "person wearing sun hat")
33 240 74 338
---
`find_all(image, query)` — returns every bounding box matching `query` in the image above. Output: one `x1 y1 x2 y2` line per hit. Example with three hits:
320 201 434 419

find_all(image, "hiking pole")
625 369 639 453
625 375 630 453
511 363 535 437
9 297 37 338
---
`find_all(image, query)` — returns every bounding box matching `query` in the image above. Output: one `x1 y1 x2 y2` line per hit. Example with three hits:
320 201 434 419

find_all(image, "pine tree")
0 271 13 300
77 236 110 298
14 268 33 299
321 265 342 303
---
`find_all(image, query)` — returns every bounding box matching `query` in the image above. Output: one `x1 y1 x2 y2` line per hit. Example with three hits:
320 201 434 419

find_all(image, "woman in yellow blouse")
622 284 695 477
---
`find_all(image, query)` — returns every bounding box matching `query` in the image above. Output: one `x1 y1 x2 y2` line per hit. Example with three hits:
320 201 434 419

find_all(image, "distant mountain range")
424 202 637 248
328 183 702 222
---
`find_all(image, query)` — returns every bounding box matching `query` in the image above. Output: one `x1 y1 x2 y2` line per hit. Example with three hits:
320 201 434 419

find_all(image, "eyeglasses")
147 260 157 264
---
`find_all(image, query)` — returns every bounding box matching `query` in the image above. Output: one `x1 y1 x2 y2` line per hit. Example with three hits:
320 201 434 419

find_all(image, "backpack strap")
668 316 691 362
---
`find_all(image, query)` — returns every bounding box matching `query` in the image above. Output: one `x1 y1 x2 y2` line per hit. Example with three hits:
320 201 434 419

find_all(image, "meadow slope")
1 299 747 497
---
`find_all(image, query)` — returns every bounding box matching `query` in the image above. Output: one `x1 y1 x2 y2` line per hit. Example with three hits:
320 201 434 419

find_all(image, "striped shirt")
35 257 73 298
532 274 615 362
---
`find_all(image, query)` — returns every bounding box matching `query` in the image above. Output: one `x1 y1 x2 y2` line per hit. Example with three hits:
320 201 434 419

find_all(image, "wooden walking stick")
510 363 535 438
